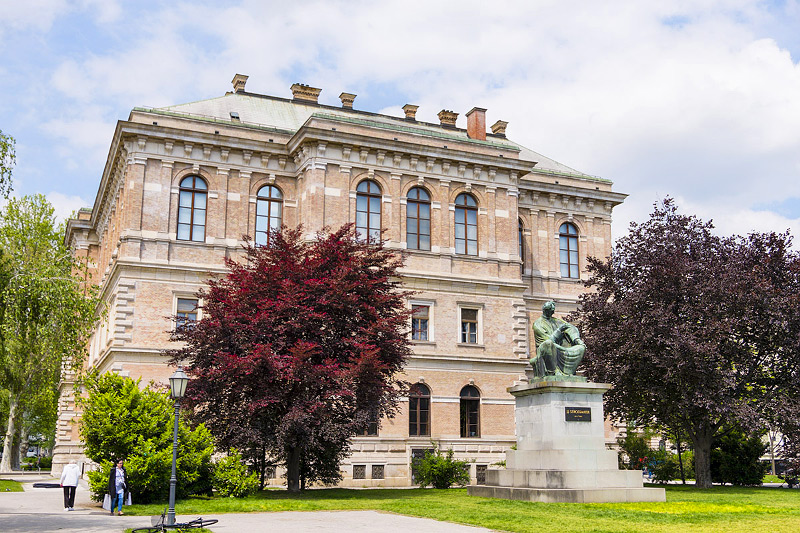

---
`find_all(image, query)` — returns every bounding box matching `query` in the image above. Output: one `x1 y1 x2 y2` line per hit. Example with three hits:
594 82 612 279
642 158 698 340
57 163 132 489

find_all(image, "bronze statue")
531 301 585 378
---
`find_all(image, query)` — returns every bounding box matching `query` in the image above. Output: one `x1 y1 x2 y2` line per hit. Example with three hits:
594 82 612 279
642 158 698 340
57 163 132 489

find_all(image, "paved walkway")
0 475 494 533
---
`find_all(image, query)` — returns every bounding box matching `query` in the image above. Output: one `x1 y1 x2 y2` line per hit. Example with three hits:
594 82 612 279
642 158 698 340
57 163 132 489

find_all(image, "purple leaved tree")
169 225 412 492
576 199 800 489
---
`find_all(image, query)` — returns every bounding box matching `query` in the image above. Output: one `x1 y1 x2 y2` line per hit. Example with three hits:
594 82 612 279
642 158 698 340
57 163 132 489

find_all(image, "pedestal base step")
468 484 666 503
487 468 645 490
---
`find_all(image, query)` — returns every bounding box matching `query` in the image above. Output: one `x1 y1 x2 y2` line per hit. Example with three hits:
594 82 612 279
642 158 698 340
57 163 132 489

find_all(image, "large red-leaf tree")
169 225 412 491
576 199 800 488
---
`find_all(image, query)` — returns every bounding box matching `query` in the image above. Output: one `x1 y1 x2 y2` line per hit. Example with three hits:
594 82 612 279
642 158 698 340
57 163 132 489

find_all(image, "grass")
123 485 800 533
0 479 23 492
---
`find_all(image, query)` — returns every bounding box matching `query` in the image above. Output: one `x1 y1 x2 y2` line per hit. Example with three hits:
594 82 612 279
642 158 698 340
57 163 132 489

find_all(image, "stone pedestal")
468 380 665 503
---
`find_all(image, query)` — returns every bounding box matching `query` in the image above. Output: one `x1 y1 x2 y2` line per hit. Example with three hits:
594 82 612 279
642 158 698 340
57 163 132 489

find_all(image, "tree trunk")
286 446 301 492
19 426 29 468
691 426 714 489
0 398 19 473
676 437 686 484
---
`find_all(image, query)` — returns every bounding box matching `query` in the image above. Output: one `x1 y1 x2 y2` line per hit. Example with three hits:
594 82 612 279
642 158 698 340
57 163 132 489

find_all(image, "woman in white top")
59 460 80 511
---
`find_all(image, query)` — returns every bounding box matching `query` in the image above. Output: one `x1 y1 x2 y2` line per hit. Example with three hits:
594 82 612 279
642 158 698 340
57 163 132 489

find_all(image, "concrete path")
0 475 494 533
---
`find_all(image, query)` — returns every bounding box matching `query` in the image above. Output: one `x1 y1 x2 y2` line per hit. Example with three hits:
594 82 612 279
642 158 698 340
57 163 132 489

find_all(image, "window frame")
410 300 434 342
177 176 208 242
356 180 383 242
459 306 481 344
406 187 431 251
460 385 481 438
408 383 431 437
255 184 283 246
454 193 478 255
175 296 200 331
559 222 580 279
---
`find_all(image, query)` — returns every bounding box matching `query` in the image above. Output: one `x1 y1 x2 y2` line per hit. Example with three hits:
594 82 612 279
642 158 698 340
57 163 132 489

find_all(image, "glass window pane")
194 193 207 210
467 210 477 225
467 226 477 240
454 224 465 239
560 250 569 264
571 265 579 278
270 217 281 230
256 216 268 231
370 197 381 212
357 196 367 211
194 209 206 225
255 231 266 246
369 213 381 230
455 240 465 254
179 191 193 207
420 204 430 218
420 220 430 235
178 207 192 224
194 178 207 190
407 218 417 234
192 229 205 242
356 212 367 228
462 309 478 321
419 235 430 250
177 225 189 240
370 228 381 241
561 264 569 277
408 235 418 249
467 241 477 255
570 251 578 264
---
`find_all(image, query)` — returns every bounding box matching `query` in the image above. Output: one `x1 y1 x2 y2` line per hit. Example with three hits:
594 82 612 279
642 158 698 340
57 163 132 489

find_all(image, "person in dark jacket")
107 458 128 516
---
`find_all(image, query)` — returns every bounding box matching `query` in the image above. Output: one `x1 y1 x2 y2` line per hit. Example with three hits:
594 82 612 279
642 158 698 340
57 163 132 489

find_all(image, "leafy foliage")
649 450 681 484
412 444 471 489
0 195 98 471
170 225 412 491
576 199 800 488
616 425 653 470
212 449 258 498
710 428 768 486
79 372 214 503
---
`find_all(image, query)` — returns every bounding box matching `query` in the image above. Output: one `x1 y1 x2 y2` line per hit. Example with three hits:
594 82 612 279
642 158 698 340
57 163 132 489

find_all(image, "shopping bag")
125 493 132 506
102 493 111 511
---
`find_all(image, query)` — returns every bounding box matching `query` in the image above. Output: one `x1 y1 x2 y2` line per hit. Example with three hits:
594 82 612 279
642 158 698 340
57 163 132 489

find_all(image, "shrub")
649 449 680 483
212 449 258 498
711 428 768 486
617 426 653 470
413 444 470 489
79 372 214 503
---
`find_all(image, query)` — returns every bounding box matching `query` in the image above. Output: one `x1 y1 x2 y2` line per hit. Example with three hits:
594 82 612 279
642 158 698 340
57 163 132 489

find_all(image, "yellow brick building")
56 75 626 486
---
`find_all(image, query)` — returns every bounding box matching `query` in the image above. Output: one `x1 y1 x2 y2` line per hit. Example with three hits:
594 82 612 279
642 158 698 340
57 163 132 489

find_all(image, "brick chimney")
231 74 249 93
491 120 508 137
291 83 322 103
403 104 419 121
339 92 356 109
438 109 458 128
466 107 487 140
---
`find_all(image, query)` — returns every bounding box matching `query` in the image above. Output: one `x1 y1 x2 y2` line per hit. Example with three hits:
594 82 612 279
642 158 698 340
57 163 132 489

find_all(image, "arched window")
177 176 207 242
406 187 431 251
460 385 480 438
356 180 382 242
409 383 431 436
255 185 283 246
559 222 579 278
454 193 478 255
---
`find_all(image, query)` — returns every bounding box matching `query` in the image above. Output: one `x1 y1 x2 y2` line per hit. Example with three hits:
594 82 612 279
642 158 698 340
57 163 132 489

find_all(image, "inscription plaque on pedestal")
565 406 591 422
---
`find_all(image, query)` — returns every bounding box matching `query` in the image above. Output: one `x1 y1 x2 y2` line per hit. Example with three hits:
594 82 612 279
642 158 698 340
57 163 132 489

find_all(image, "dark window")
177 176 207 242
460 385 480 437
476 464 487 484
409 383 431 436
371 465 385 480
353 465 366 479
411 305 429 341
559 222 579 278
518 218 525 273
406 187 431 250
411 448 434 484
176 298 198 330
255 185 283 246
359 410 379 436
454 193 478 255
266 465 276 479
460 308 478 344
356 180 382 242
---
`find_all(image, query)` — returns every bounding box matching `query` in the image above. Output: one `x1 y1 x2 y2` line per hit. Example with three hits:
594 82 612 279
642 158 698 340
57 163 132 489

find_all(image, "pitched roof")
153 92 592 178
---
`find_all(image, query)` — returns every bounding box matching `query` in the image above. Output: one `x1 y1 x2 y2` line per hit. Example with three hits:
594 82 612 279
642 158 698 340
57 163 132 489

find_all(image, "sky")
1 0 799 243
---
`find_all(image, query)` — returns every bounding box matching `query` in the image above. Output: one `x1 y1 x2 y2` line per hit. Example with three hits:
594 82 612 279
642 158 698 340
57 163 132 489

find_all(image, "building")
55 75 626 485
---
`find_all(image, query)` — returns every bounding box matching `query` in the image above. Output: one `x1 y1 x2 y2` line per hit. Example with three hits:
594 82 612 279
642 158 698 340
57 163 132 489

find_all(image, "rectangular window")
411 305 429 341
476 464 487 485
371 465 385 480
266 466 276 479
460 308 478 344
359 410 379 436
353 465 366 479
176 298 199 330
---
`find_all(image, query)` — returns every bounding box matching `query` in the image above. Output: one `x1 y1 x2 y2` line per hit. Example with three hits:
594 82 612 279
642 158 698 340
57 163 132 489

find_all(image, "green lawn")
123 485 800 533
0 479 23 492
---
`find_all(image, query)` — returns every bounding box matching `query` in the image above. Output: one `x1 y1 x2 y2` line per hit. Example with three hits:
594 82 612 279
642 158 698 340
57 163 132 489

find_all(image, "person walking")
59 460 80 511
107 458 128 516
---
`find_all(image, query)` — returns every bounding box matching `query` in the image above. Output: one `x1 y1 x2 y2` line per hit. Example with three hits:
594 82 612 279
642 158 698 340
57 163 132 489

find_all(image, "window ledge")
411 340 436 346
457 343 485 349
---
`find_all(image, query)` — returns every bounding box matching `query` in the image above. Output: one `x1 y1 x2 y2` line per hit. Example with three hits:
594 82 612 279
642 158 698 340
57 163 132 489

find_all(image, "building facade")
55 75 626 485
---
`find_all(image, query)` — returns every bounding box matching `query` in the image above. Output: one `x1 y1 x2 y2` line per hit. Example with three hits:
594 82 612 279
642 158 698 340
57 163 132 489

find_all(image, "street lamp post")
167 367 189 526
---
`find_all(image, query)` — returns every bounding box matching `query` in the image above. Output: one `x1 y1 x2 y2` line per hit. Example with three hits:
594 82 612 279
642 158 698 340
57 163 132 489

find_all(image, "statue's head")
542 300 556 317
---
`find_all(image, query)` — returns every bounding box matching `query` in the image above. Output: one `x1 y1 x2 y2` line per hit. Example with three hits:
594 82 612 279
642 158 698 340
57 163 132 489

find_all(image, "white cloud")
45 191 91 222
9 0 800 242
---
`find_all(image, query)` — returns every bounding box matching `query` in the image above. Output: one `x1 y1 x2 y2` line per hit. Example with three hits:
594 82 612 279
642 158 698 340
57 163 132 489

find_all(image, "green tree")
79 372 214 503
0 129 14 198
710 427 769 486
412 444 471 489
0 195 98 472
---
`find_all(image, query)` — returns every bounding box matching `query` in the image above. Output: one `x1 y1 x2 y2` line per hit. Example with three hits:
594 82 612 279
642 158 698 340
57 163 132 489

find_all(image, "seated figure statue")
530 300 586 379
